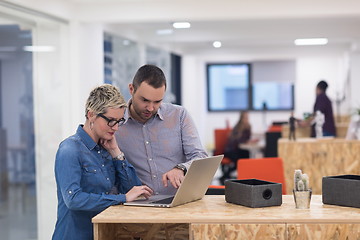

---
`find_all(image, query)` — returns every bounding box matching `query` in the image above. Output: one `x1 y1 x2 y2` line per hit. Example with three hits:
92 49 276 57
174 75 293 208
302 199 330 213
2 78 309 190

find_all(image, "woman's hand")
125 185 153 202
100 137 121 158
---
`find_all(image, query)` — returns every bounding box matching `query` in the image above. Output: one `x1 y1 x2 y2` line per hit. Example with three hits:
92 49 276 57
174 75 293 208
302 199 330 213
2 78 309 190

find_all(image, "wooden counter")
278 138 360 195
93 195 360 239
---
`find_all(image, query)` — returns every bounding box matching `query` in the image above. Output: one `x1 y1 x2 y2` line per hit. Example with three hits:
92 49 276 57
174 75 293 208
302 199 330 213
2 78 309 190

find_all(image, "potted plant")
293 169 312 209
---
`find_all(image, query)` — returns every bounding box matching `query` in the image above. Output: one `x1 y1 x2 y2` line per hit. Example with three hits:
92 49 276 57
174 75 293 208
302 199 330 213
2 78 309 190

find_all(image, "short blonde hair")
85 84 126 118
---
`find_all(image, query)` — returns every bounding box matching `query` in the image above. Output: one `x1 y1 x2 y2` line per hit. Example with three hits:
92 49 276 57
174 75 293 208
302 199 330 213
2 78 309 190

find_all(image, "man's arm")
162 107 208 189
179 108 208 169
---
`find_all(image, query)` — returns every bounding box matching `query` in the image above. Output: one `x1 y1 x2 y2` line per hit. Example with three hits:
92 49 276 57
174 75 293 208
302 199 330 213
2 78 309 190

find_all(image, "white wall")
33 22 104 240
295 57 349 118
68 21 105 129
32 23 71 240
350 52 360 110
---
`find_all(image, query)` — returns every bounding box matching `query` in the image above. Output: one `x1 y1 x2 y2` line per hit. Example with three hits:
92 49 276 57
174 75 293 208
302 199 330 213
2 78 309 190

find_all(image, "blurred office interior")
1 1 360 239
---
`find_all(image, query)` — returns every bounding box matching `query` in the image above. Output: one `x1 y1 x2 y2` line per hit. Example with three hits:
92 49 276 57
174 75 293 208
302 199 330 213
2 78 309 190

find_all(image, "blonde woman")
220 111 252 183
52 84 152 240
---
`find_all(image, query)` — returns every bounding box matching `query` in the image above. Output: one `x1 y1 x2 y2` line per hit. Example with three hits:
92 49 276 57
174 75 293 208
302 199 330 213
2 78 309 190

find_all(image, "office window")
207 63 251 111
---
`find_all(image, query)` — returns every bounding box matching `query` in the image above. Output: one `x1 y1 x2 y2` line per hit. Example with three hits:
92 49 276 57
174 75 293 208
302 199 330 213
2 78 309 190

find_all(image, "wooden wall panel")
287 224 360 240
191 224 286 240
94 223 189 240
278 139 360 194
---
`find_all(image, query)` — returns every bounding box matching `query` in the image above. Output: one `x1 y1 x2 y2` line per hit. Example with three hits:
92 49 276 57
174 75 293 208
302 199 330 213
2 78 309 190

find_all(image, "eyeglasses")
97 113 125 127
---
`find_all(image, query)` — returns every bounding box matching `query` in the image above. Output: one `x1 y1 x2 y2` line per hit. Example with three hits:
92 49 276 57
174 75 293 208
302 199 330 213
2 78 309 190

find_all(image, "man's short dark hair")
132 64 167 92
317 80 328 92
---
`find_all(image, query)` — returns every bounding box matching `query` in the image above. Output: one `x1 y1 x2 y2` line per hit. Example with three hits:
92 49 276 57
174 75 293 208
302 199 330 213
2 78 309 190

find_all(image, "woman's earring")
90 122 94 130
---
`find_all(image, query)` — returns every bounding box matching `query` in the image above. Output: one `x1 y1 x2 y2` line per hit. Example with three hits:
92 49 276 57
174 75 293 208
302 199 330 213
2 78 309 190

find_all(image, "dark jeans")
224 148 250 164
323 131 335 137
220 149 250 184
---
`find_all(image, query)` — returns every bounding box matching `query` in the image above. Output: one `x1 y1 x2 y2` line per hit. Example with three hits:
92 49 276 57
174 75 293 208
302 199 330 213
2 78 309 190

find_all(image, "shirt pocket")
81 165 104 191
83 165 100 174
156 128 182 158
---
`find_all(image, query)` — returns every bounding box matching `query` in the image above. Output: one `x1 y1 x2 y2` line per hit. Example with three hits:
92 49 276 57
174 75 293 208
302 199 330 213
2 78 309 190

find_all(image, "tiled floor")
0 184 37 240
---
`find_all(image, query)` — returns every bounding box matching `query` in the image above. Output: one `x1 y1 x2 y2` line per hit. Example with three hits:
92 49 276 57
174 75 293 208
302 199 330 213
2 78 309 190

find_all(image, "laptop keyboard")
151 197 174 204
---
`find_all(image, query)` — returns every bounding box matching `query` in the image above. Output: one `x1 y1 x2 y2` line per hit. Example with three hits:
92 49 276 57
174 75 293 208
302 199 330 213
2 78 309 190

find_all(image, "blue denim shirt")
52 125 142 240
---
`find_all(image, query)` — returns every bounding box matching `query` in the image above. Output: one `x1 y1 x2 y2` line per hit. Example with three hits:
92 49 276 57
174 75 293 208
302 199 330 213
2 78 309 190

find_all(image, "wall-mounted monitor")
207 60 295 112
207 63 251 111
252 82 294 110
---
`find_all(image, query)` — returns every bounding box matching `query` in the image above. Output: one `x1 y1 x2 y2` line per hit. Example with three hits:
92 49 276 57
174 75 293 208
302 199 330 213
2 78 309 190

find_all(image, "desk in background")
239 142 264 158
93 195 360 239
278 138 360 194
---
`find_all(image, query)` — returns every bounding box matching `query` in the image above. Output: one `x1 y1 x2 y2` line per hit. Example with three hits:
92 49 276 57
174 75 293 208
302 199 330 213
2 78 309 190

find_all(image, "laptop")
123 155 223 208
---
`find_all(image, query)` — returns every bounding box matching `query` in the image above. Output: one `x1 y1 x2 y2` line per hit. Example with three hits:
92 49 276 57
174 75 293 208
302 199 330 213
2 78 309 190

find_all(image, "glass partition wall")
0 3 70 240
0 22 36 240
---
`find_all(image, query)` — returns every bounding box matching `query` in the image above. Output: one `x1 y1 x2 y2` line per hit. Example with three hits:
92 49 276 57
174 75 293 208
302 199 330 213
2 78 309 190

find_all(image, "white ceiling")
5 0 360 55
105 17 360 55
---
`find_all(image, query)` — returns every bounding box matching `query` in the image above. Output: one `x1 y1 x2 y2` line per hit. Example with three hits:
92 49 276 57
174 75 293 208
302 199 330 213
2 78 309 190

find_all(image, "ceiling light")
23 46 55 52
294 38 328 46
156 29 174 35
173 22 191 29
213 41 222 48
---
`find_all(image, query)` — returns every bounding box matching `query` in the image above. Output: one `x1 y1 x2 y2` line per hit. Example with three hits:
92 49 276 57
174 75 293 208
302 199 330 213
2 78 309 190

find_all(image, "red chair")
214 128 234 182
237 157 287 194
206 185 225 195
267 125 282 132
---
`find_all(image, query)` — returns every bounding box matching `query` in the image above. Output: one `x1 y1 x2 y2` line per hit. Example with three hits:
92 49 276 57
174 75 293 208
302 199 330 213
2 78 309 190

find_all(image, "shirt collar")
76 125 97 150
157 105 164 121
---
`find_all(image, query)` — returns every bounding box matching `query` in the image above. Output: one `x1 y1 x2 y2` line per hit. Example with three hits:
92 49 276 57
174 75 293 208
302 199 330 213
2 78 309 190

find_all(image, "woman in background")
52 84 152 240
221 111 251 183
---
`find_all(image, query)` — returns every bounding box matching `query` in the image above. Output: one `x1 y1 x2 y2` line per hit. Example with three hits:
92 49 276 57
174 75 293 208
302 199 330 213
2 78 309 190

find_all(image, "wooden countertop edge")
92 219 360 224
92 195 360 224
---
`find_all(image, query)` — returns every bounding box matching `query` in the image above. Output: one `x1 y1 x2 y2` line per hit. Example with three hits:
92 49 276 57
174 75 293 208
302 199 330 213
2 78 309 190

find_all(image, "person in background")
311 80 336 137
221 111 252 183
116 64 208 196
52 84 152 240
289 111 299 141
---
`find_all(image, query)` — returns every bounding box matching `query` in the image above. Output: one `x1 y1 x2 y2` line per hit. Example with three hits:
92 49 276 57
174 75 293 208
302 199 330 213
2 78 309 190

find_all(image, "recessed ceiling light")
213 41 222 48
294 38 328 46
173 22 191 29
23 46 55 52
156 29 174 35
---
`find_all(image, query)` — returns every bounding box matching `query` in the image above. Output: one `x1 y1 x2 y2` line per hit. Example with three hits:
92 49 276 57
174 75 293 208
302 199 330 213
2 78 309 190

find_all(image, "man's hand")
162 168 185 189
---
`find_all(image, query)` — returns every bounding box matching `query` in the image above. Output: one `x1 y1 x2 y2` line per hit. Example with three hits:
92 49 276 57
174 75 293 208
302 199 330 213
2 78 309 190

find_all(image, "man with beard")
116 64 208 195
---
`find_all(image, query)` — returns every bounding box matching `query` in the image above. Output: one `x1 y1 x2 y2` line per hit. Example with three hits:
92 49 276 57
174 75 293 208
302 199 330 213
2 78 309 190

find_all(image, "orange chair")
237 157 287 194
214 128 234 182
267 125 282 132
206 185 225 195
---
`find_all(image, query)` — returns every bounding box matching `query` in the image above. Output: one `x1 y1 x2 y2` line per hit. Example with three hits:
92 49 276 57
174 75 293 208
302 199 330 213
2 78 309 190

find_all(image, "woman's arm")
55 146 126 212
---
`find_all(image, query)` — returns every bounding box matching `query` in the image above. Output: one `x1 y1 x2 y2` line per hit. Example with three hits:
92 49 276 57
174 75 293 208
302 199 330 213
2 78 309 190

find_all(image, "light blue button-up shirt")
52 125 141 240
116 102 208 195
